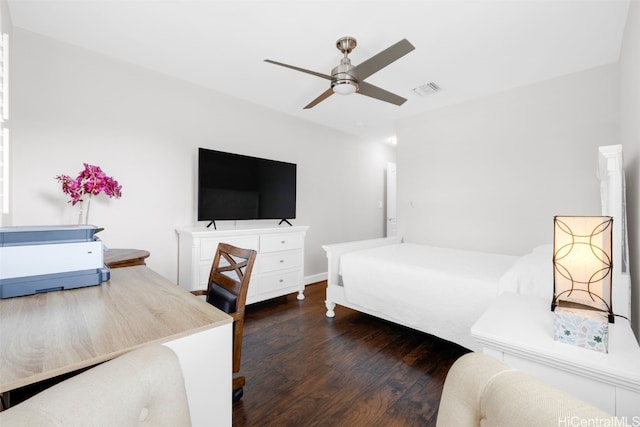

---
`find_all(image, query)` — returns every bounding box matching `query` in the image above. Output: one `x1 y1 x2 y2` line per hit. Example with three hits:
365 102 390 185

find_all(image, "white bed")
322 145 631 351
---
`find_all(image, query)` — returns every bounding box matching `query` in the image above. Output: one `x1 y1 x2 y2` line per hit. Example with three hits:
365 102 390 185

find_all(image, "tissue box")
553 306 609 353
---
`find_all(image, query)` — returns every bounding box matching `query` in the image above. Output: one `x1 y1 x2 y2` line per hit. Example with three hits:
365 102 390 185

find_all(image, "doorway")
386 162 397 237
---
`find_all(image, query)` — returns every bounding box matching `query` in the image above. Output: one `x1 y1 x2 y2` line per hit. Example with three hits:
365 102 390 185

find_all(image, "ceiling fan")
264 36 415 109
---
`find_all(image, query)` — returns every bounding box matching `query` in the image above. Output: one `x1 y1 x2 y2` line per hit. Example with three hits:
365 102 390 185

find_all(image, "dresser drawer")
260 233 304 253
257 269 301 294
200 236 259 260
258 251 302 274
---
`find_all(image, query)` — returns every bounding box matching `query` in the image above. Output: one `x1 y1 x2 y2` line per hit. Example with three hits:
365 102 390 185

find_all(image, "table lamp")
551 216 613 352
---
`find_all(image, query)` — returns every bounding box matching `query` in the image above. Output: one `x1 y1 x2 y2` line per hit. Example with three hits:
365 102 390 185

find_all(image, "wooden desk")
104 248 150 268
0 266 232 425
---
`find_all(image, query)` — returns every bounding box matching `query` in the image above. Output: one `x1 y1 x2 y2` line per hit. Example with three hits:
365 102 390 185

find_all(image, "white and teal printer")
0 225 110 298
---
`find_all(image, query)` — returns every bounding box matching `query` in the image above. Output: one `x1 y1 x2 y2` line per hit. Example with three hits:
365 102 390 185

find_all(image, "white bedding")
340 243 519 351
497 244 553 300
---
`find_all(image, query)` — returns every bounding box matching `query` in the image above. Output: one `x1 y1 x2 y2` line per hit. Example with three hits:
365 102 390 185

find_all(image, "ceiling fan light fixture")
331 59 358 95
265 36 414 108
332 80 358 95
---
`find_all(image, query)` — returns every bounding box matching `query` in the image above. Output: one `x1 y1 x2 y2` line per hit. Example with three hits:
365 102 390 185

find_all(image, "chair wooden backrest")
191 242 257 395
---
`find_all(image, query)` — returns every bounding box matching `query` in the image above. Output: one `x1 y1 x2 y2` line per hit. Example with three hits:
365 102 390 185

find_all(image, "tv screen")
198 148 297 223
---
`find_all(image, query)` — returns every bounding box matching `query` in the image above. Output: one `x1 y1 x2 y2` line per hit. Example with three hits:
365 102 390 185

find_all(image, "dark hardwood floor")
233 282 470 427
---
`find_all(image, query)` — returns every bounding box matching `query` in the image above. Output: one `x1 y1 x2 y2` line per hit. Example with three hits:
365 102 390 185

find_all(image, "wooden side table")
471 292 640 418
104 249 150 268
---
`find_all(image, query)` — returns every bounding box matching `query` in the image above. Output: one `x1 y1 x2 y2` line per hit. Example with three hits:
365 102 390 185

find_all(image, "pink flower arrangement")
56 163 122 223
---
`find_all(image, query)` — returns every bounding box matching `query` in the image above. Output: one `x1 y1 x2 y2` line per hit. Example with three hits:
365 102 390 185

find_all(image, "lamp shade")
552 216 614 322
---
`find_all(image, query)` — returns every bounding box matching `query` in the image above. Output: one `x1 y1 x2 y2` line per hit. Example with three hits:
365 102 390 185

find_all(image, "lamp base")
553 305 609 353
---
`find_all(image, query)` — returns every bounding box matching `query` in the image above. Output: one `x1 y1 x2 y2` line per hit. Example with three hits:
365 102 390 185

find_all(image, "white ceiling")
6 0 631 144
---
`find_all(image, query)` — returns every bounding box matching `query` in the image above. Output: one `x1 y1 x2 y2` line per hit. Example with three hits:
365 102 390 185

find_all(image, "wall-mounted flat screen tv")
198 148 296 226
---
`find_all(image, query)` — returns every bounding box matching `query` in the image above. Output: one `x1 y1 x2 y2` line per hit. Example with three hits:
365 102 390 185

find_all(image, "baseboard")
304 272 327 286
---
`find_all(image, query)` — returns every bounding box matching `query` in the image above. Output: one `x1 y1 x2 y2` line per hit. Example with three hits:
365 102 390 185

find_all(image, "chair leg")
233 387 244 402
233 374 245 402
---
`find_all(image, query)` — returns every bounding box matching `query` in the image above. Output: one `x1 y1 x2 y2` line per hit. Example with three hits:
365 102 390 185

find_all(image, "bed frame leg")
325 301 336 318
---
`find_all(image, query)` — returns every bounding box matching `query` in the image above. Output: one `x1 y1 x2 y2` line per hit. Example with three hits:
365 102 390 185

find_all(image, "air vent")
412 82 441 97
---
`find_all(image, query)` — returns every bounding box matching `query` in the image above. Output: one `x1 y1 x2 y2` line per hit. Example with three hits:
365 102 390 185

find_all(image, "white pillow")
498 244 553 300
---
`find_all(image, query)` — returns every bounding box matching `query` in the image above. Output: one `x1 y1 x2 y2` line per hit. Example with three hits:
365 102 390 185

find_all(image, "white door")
386 162 397 237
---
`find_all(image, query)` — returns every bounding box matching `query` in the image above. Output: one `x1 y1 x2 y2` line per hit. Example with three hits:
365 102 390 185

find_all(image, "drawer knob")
279 279 283 283
279 259 284 263
281 240 285 244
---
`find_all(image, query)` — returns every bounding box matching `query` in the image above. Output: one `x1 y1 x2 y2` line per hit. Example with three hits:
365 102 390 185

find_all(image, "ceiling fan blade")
264 59 333 80
357 81 407 106
350 39 415 81
303 88 334 109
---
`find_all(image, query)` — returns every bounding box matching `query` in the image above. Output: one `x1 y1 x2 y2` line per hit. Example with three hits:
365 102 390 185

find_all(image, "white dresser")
176 225 309 305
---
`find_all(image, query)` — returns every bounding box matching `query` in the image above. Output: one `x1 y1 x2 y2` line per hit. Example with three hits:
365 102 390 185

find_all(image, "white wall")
0 0 10 227
396 64 619 256
9 28 395 283
619 0 640 337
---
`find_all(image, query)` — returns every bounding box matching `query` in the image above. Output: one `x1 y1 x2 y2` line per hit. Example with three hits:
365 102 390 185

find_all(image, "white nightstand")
471 292 640 418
